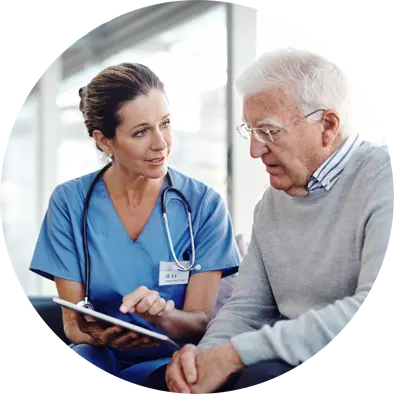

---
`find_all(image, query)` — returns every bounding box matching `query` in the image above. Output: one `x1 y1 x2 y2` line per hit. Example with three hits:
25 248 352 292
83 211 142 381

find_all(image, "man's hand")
166 344 199 393
166 342 244 393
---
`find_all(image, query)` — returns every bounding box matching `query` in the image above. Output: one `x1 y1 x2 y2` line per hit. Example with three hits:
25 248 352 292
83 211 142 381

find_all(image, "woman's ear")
92 130 113 154
321 110 341 147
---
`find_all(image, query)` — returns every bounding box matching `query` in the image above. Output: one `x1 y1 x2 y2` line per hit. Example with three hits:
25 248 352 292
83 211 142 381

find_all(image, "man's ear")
321 110 341 147
92 130 113 154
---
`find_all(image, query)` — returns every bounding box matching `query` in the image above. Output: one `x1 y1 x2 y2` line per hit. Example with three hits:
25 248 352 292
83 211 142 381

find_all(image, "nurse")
30 63 240 386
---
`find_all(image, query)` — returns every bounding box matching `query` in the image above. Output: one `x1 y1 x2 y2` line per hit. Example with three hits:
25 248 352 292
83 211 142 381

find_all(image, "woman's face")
109 88 172 180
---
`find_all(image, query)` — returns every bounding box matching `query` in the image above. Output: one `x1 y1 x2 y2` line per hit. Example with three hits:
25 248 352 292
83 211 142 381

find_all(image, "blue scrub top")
30 167 240 367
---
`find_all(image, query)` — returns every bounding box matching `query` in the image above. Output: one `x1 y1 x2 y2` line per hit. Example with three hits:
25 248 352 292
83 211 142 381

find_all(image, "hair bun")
79 86 87 114
78 86 86 98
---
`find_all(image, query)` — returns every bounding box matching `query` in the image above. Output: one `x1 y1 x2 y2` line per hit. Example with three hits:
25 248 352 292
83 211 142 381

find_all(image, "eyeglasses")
236 109 326 143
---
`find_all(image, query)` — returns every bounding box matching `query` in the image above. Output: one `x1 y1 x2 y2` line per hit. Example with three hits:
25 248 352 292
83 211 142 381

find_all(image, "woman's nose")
152 130 167 151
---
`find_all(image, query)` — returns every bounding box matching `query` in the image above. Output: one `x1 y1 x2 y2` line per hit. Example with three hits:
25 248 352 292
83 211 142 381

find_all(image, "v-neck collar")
96 172 170 244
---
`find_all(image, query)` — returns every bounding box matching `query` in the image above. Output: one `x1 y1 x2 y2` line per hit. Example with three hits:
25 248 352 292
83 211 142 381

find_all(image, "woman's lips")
146 156 165 166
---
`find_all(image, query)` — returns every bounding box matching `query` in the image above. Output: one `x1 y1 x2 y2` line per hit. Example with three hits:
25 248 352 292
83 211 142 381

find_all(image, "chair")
28 296 70 345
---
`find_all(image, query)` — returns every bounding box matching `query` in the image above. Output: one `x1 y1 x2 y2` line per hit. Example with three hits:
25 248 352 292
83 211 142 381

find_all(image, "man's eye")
257 128 274 135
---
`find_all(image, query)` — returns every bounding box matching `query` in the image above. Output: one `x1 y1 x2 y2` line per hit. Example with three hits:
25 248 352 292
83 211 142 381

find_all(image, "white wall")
256 0 392 146
229 4 269 243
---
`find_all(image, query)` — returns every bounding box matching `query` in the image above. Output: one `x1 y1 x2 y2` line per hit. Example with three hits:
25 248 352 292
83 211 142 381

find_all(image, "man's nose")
250 135 269 158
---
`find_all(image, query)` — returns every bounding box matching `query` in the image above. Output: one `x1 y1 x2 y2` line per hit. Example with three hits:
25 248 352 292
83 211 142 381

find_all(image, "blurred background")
1 0 388 296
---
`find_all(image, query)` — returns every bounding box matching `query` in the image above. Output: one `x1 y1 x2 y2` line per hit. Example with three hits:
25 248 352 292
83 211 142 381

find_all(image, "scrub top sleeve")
192 190 240 278
30 185 83 283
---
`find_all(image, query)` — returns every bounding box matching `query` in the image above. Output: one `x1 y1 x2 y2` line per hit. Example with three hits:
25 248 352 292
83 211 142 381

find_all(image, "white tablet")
53 297 181 349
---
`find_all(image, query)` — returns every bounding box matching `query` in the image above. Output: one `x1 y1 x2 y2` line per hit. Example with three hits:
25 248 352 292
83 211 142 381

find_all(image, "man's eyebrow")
255 118 283 128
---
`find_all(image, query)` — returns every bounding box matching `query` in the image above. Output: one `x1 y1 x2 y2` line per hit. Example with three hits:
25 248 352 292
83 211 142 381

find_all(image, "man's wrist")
216 342 244 374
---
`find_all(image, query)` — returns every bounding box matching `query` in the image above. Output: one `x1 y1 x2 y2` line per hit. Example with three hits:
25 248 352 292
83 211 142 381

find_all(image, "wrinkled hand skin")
166 342 244 393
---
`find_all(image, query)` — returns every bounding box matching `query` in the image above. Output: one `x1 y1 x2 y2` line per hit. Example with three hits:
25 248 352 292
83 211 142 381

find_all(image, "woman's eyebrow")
128 114 171 133
130 122 150 131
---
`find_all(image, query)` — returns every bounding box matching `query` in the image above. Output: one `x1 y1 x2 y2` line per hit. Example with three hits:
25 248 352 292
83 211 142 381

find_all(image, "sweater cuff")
230 329 276 366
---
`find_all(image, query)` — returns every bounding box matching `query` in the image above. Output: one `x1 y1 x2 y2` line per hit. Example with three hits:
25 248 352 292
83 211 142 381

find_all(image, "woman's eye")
134 129 148 138
161 120 171 128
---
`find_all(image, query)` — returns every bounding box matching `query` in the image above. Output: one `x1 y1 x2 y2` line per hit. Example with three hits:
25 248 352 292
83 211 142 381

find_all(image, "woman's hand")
72 312 160 351
120 286 175 323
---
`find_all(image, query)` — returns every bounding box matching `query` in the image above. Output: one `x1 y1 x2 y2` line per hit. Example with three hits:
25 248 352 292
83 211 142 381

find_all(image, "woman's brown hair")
79 63 165 150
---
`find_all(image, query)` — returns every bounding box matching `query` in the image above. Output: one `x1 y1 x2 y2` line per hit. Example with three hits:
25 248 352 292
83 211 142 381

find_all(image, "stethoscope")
78 162 201 310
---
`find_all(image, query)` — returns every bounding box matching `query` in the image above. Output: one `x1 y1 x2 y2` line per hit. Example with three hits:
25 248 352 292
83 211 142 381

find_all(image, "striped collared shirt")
308 134 363 193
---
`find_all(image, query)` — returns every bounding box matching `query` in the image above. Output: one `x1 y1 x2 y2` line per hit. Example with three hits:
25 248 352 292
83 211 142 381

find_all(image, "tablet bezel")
53 297 180 349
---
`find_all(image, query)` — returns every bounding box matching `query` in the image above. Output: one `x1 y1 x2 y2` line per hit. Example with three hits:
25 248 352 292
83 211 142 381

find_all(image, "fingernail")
120 305 127 313
158 312 163 316
187 374 195 382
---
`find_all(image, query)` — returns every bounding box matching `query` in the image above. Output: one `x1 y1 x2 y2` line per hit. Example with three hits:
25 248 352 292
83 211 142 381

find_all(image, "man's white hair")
234 48 352 138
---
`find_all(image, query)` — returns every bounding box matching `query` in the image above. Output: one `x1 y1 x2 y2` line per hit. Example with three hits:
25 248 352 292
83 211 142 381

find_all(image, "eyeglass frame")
236 108 326 143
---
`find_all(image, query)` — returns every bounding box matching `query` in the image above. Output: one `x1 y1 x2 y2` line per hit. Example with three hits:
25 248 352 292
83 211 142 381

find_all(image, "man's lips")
262 159 280 167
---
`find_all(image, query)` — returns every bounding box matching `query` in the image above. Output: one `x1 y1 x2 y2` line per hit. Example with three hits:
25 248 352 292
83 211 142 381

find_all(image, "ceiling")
61 1 217 79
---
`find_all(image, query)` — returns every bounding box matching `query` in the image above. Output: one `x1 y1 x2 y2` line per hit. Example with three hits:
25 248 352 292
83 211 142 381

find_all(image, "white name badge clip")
159 261 191 286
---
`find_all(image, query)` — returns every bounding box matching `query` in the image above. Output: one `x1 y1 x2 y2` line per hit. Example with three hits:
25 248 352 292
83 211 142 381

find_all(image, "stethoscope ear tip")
194 264 202 271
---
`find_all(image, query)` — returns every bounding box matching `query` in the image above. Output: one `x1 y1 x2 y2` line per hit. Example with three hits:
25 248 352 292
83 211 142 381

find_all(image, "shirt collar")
307 134 363 193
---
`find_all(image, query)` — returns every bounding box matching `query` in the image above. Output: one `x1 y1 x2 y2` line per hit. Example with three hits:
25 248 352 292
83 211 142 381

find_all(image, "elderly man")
145 48 393 392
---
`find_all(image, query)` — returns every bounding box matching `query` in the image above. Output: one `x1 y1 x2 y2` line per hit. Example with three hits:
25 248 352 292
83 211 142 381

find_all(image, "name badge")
159 261 190 286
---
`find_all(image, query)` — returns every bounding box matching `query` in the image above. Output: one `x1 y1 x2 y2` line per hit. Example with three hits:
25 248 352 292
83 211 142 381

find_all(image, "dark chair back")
28 296 70 345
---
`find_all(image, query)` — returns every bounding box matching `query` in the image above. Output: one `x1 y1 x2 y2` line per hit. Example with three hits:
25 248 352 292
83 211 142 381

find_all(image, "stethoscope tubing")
81 162 198 308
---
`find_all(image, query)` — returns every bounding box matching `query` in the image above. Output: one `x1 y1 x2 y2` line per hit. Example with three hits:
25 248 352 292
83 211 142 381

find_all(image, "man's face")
243 88 326 196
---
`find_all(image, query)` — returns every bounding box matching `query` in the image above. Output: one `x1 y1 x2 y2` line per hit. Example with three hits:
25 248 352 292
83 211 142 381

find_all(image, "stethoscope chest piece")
77 299 94 310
